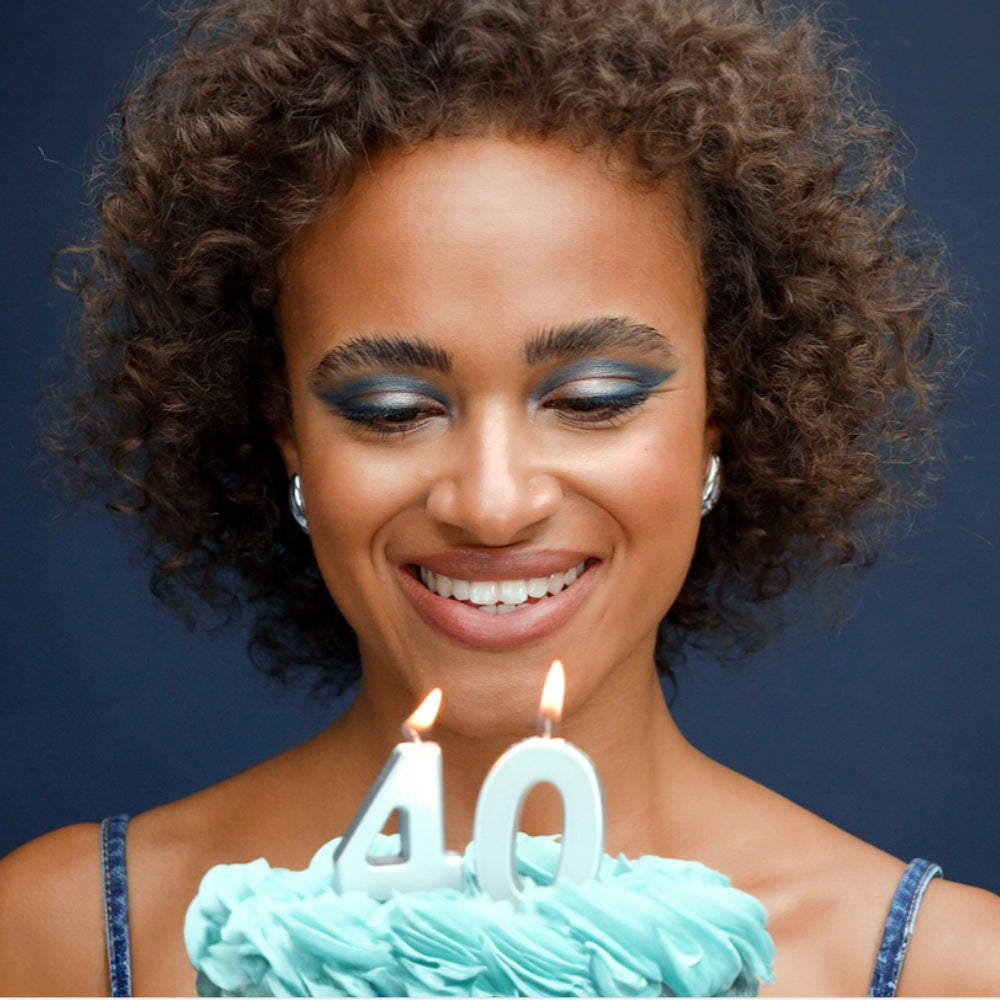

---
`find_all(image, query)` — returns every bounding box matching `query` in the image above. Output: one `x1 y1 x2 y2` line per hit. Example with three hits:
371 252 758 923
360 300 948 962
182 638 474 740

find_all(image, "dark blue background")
2 2 998 893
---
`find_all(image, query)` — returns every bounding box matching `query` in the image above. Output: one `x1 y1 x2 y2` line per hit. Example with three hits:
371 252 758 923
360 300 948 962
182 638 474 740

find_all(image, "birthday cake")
185 833 774 997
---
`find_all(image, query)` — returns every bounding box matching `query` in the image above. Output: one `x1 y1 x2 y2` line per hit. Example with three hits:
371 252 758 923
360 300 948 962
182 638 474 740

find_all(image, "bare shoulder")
899 876 1000 996
686 761 906 994
0 822 107 996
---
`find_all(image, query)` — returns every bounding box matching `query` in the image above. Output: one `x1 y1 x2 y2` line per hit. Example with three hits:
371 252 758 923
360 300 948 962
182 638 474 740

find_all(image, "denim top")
868 858 943 996
99 814 941 998
100 815 132 998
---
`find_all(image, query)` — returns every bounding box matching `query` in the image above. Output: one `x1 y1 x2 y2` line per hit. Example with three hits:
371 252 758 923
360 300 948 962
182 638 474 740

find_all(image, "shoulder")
899 874 1000 996
0 822 108 996
687 764 914 994
680 762 1000 994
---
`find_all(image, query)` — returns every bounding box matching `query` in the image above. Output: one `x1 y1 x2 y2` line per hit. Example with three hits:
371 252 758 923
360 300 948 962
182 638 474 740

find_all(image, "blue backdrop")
2 1 998 894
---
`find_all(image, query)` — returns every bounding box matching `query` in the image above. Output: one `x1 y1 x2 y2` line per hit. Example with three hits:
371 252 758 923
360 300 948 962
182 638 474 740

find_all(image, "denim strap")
868 858 942 997
101 815 133 998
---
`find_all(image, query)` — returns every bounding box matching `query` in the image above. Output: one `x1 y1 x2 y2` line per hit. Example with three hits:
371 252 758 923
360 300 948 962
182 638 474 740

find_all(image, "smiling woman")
1 0 999 996
273 138 713 725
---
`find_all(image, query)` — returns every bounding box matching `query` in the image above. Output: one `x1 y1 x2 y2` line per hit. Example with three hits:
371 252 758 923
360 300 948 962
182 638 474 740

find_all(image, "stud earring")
701 455 721 517
289 474 310 534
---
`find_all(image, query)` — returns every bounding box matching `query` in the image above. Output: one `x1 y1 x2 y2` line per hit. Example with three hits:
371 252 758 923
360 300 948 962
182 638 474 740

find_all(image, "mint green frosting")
185 834 774 997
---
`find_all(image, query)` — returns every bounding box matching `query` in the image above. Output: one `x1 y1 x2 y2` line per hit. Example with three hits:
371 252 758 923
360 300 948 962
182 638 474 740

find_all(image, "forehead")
277 134 704 368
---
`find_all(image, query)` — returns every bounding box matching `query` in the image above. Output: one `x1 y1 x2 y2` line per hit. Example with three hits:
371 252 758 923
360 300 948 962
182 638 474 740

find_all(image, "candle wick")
402 722 422 743
540 714 555 739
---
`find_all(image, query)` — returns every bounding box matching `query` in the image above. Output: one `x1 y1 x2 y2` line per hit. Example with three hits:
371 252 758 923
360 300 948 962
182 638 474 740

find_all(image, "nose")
425 406 563 545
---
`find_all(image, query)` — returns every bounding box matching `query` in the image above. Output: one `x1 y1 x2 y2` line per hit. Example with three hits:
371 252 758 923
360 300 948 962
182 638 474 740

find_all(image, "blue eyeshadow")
530 359 676 401
317 374 450 412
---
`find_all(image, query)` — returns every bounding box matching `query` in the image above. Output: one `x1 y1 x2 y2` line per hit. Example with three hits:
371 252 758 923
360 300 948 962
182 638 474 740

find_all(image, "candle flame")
538 660 565 736
402 688 442 741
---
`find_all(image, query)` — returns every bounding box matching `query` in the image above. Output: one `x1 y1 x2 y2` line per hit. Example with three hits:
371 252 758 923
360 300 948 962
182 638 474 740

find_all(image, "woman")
1 0 998 994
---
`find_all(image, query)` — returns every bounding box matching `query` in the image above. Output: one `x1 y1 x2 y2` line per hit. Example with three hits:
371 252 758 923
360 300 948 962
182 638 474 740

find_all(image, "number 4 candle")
333 688 464 898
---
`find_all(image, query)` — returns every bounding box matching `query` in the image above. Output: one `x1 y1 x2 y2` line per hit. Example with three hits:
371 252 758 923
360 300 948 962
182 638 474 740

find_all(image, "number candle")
333 688 464 899
472 661 606 903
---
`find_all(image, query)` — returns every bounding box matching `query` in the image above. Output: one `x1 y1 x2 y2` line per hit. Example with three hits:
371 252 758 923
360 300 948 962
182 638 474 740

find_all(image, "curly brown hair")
51 0 954 693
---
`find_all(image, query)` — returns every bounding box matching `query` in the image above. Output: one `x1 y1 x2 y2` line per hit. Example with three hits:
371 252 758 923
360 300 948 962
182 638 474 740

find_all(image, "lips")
396 552 598 650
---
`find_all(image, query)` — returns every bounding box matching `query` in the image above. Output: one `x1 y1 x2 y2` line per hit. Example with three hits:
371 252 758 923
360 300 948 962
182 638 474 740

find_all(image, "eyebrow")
524 316 676 367
308 315 675 385
309 335 452 385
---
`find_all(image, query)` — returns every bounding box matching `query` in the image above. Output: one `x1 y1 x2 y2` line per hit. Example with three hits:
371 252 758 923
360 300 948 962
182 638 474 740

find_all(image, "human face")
276 135 716 733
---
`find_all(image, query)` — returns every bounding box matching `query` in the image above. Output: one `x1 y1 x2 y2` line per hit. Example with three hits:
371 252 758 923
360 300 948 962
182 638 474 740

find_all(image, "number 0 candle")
333 688 464 899
472 661 606 903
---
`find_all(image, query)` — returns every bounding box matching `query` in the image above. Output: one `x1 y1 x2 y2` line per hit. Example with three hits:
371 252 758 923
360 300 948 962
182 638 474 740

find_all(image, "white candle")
472 661 605 903
333 689 464 899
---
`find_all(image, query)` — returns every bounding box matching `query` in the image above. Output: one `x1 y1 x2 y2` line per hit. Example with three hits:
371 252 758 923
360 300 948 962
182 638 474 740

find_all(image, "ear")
704 417 722 459
262 360 301 477
271 418 301 478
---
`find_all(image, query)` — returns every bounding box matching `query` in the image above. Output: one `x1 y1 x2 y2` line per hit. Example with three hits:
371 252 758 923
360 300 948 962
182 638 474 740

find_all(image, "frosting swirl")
185 834 774 997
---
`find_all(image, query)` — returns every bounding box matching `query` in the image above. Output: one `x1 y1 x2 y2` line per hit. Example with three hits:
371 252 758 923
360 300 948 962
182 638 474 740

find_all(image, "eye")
541 376 655 426
320 383 450 439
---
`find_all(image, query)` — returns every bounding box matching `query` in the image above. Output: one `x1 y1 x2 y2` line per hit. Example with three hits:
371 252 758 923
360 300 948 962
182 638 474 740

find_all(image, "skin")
1 135 999 996
275 135 714 764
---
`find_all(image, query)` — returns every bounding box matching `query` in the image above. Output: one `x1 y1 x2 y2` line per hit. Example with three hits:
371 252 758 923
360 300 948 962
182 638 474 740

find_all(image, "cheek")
578 418 704 523
298 443 424 597
571 420 706 600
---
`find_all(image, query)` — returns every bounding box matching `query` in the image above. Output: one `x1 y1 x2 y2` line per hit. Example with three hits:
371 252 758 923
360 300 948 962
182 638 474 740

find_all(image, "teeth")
469 581 497 605
498 580 529 605
494 602 528 614
417 561 587 610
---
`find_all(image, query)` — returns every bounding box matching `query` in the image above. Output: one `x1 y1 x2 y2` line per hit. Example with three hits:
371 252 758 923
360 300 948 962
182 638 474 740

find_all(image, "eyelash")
340 399 447 438
544 389 651 425
331 382 654 438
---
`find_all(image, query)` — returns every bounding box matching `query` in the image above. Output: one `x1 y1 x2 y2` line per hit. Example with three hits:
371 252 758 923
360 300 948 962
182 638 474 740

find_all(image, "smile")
397 551 599 650
417 562 587 614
